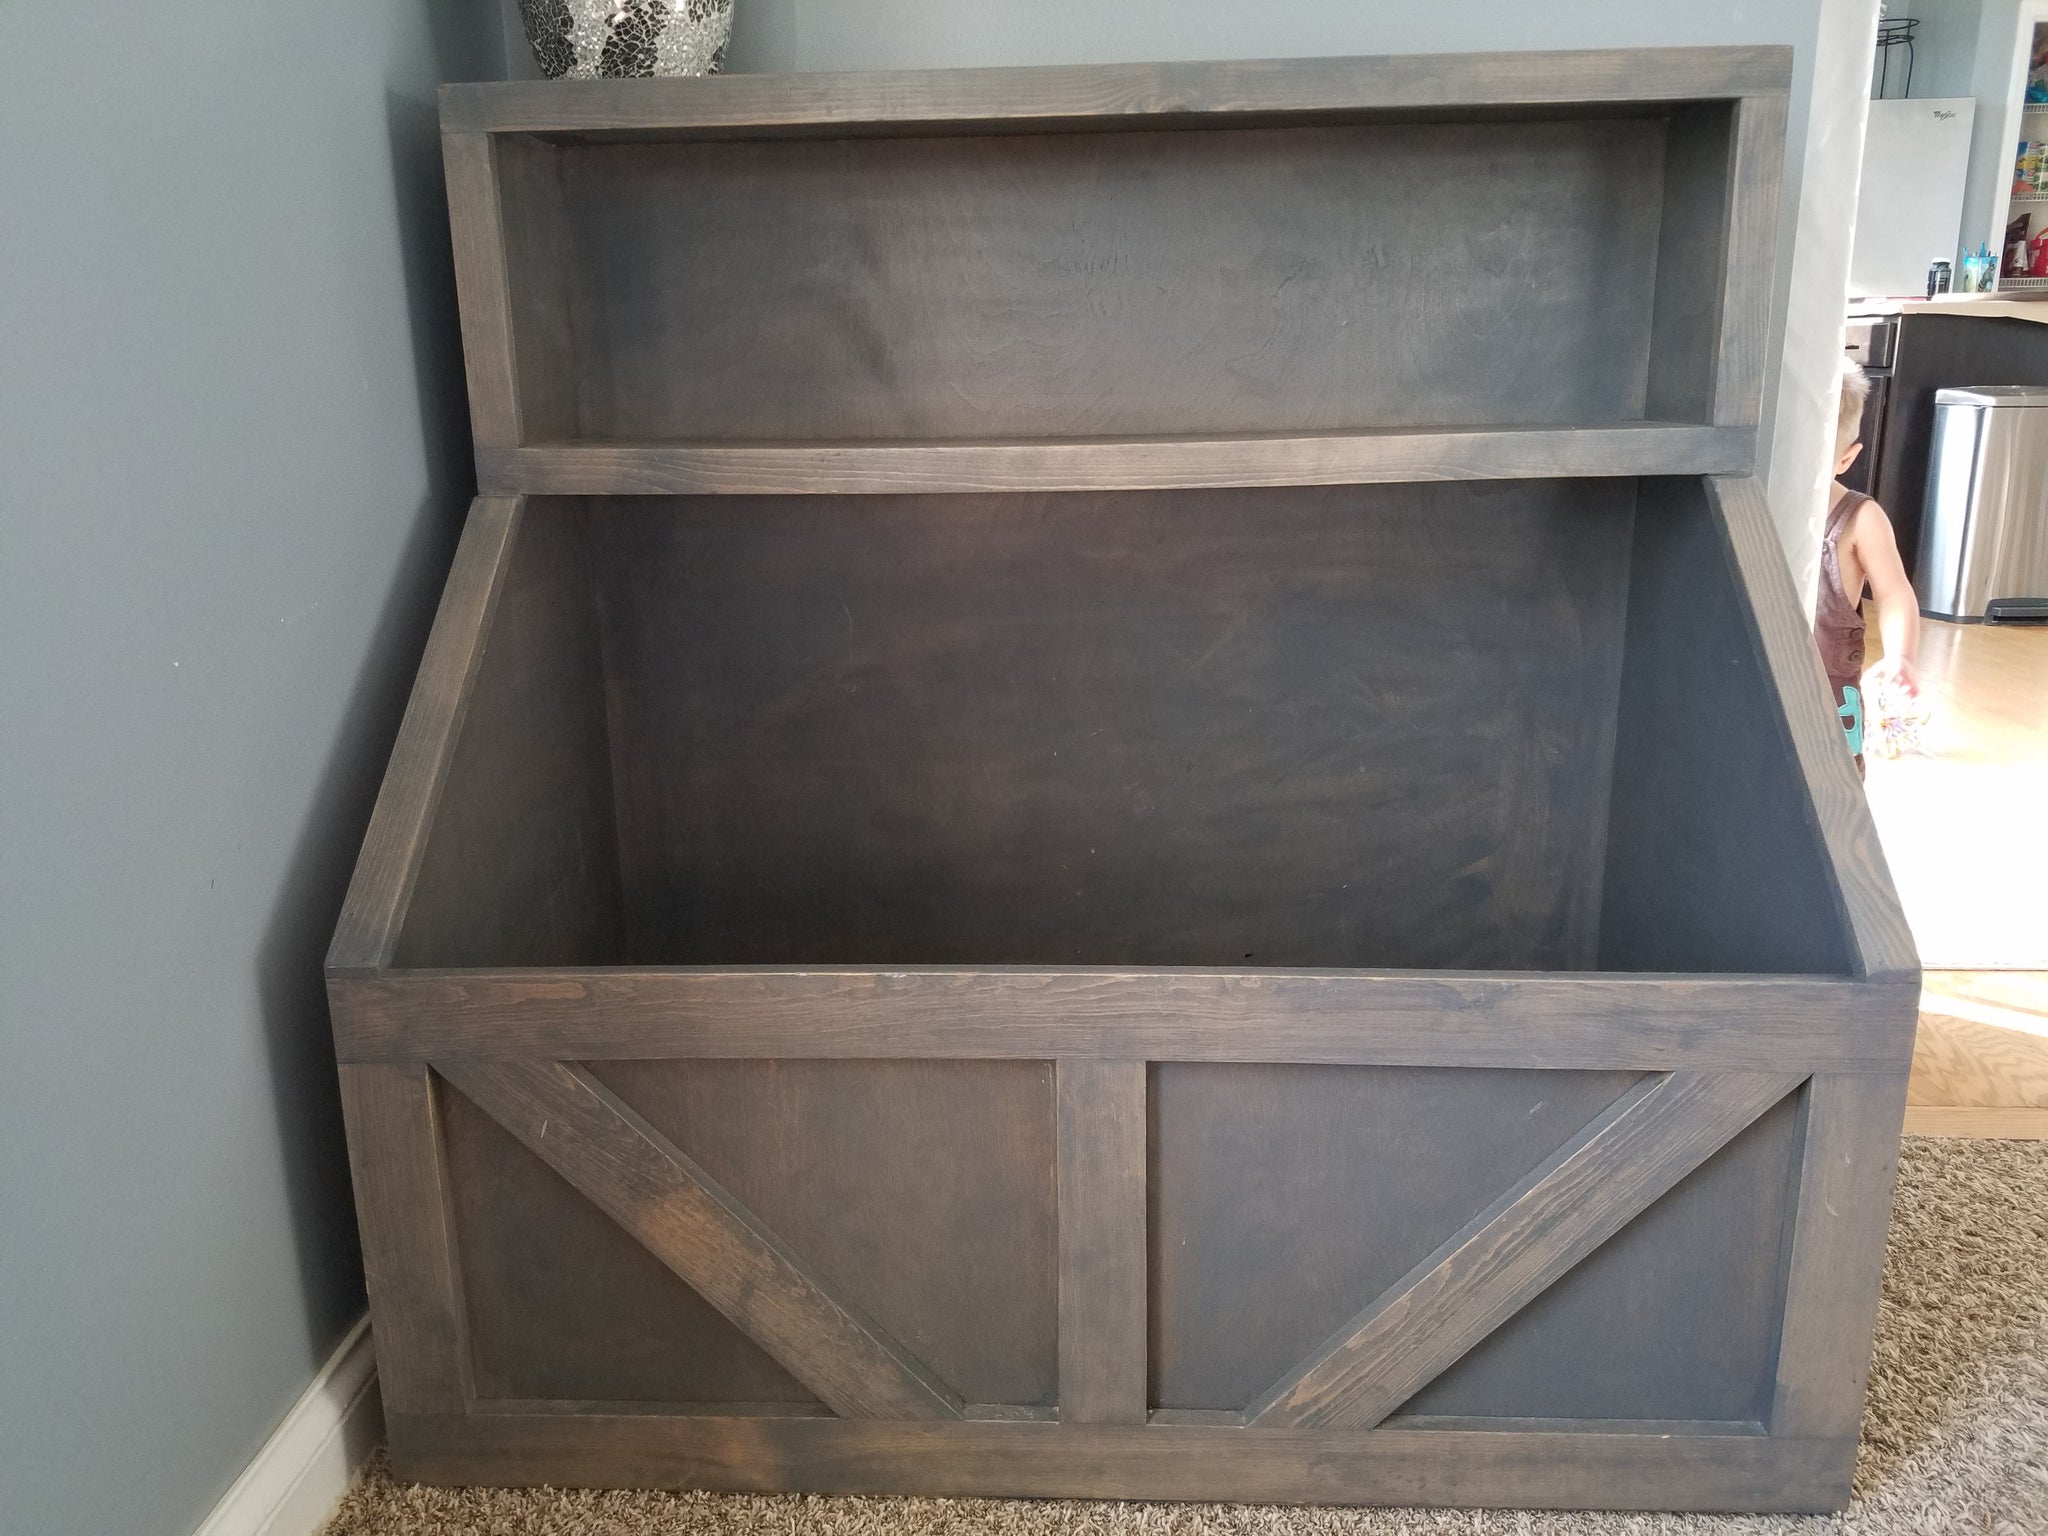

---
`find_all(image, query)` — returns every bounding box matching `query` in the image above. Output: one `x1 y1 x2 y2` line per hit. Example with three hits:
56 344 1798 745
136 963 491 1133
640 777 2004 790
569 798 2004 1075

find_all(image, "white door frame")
1986 0 2048 277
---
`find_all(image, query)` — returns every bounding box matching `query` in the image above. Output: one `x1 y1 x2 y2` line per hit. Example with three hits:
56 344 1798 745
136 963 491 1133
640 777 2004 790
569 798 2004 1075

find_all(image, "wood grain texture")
1769 1072 1910 1440
384 1410 1853 1512
553 122 1662 445
1398 1090 1800 1424
590 1058 1058 1409
439 48 1793 135
1923 970 2048 1020
1056 1061 1147 1424
437 1058 965 1421
1707 477 1920 985
337 1065 470 1415
1245 1070 1801 1429
1901 1105 2048 1138
1643 105 1733 426
442 133 519 449
1908 995 2048 1109
588 483 1631 973
1710 93 1788 428
1149 1065 1639 1414
327 497 521 975
477 426 1756 496
494 135 578 443
1597 477 1916 994
439 1081 821 1407
391 500 624 969
333 969 1905 1072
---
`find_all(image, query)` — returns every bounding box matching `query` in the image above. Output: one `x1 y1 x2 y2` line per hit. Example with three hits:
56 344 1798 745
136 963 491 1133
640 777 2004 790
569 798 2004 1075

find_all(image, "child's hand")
1865 660 1930 760
1867 656 1918 699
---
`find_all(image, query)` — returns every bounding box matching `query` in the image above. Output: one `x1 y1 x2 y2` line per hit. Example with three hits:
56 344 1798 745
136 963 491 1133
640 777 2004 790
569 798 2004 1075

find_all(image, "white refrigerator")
1848 97 1978 298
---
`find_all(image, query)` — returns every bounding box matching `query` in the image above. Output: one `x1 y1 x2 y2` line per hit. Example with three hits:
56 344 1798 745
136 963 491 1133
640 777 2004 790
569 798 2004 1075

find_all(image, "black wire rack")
1875 17 1918 99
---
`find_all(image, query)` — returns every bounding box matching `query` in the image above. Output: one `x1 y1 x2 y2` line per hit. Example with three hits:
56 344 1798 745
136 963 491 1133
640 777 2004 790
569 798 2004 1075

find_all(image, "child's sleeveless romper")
1814 486 1870 773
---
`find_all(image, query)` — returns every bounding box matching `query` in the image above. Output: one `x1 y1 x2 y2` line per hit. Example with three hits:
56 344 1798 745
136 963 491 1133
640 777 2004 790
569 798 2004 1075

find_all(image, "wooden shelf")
442 48 1793 136
479 423 1756 497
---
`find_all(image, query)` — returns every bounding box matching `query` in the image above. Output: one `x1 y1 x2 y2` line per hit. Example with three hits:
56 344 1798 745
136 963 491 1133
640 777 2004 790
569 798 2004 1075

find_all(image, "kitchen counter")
1838 299 2048 570
1849 294 2048 323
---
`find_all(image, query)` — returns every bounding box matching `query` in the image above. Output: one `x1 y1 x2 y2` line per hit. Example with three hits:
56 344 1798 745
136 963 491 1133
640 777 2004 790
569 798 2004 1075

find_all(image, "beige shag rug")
324 1137 2048 1536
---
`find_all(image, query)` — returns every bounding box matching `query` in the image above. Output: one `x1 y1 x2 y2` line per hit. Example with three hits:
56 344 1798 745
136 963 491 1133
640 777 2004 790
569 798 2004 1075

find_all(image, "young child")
1815 359 1920 775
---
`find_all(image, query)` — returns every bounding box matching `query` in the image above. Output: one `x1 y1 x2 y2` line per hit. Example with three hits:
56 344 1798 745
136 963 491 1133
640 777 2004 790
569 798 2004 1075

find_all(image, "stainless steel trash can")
1918 385 2048 622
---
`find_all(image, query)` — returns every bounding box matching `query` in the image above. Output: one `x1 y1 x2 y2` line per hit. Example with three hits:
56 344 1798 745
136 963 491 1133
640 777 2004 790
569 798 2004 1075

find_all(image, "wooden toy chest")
328 47 1919 1512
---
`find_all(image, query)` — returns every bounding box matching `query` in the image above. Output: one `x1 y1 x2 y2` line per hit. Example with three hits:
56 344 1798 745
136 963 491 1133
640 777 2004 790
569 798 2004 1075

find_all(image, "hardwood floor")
1863 617 2048 969
1861 617 2048 1137
1905 971 2048 1139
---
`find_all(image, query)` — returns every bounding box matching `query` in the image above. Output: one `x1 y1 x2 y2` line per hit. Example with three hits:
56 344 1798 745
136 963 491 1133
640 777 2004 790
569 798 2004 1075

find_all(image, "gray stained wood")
1707 477 1919 985
438 48 1794 136
1596 477 1902 984
439 1081 819 1406
587 1058 1059 1410
390 499 623 970
327 497 521 975
589 481 1632 972
553 120 1665 445
1148 1065 1639 1414
1769 1071 1912 1439
329 968 1910 1073
336 1065 471 1415
437 1058 965 1420
318 52 1918 1511
1056 1061 1147 1424
1401 1088 1800 1424
493 135 578 444
1643 105 1733 426
441 136 520 450
438 52 1791 484
1244 1070 1801 1428
476 425 1757 496
1712 95 1790 428
384 1411 1853 1512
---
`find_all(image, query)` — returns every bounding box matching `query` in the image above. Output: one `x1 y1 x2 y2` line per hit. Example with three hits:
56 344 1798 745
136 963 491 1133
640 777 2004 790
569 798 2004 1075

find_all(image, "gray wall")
0 4 506 1534
1879 0 1985 99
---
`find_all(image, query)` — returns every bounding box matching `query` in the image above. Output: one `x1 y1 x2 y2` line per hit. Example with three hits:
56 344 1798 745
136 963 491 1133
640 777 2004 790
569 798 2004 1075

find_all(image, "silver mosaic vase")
518 0 733 79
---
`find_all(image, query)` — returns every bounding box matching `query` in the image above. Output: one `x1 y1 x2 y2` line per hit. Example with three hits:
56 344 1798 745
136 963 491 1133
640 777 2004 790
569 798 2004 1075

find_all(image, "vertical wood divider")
442 129 521 451
1712 91 1789 429
1056 1058 1149 1424
339 1063 473 1416
1769 1071 1911 1443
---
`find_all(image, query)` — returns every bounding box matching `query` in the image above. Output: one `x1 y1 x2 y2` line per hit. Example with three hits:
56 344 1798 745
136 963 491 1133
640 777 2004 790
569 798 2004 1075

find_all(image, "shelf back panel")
587 479 1635 971
525 116 1669 443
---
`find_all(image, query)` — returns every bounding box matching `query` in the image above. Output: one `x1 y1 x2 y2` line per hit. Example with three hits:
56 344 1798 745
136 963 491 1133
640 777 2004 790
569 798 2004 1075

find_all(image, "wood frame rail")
474 425 1757 497
439 48 1795 135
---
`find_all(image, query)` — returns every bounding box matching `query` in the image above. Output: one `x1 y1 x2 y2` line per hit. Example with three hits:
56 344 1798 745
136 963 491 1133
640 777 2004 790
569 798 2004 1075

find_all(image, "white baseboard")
193 1314 383 1536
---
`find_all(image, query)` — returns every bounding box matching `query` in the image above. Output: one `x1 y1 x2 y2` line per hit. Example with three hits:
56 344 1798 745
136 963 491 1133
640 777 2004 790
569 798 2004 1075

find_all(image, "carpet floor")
323 1136 2048 1536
